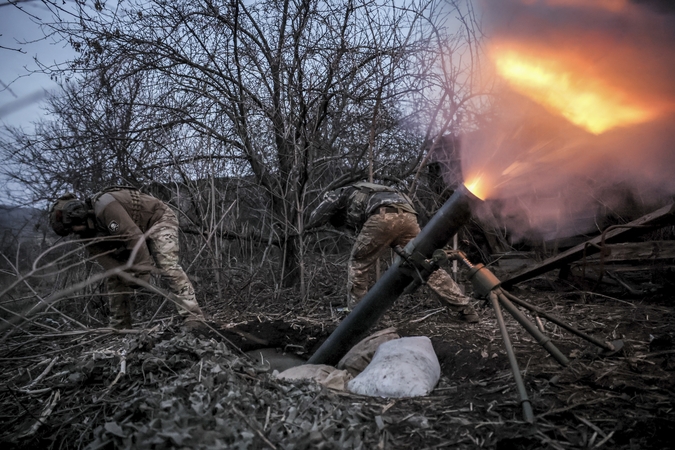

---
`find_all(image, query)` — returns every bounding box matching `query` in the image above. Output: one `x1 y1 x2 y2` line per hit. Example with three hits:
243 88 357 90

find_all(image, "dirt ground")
1 264 674 449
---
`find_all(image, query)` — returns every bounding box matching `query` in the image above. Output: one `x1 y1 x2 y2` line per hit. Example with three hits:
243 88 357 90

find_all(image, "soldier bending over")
49 186 205 329
307 181 479 323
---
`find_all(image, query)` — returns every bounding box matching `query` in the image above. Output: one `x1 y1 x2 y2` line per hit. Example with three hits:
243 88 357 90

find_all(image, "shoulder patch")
108 220 120 233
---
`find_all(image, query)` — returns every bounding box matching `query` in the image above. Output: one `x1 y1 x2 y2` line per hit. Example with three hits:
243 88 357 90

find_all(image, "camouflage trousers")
108 209 203 328
348 210 470 310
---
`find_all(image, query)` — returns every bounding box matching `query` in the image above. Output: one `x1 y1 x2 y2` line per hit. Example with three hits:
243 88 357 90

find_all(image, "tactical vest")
353 181 397 194
90 185 143 225
352 182 416 207
347 182 417 225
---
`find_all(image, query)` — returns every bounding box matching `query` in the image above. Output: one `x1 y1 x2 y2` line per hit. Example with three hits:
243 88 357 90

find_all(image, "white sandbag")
347 336 440 398
337 327 400 377
276 364 352 391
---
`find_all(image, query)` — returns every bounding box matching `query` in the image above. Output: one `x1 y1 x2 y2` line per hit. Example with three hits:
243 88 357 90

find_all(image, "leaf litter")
1 272 674 449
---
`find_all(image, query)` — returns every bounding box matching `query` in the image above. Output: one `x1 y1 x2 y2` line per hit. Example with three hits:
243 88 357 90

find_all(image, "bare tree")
3 73 167 196
38 0 428 284
2 0 489 294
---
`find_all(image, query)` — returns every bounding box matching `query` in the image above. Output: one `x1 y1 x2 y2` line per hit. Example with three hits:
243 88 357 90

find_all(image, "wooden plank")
500 202 675 288
579 241 675 263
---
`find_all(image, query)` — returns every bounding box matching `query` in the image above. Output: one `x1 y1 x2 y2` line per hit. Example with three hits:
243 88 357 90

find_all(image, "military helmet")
49 193 89 236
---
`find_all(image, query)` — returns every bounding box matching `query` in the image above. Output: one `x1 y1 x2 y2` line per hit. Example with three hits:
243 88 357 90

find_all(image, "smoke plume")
462 0 675 243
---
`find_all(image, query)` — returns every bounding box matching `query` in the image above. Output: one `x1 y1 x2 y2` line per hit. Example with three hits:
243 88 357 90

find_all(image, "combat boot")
182 314 209 334
458 305 479 323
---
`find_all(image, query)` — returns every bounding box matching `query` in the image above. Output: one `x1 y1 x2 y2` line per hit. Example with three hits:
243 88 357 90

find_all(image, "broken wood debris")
501 201 675 288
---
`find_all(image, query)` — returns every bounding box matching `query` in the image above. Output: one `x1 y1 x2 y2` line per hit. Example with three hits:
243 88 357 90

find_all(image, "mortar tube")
489 291 535 423
308 184 480 366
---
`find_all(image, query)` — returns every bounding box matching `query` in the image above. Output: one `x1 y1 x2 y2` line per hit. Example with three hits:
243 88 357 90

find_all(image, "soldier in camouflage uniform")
49 187 205 329
307 182 479 322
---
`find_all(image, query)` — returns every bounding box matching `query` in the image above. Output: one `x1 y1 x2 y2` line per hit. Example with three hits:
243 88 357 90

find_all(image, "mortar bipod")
447 250 624 357
455 255 570 366
500 290 624 355
446 251 624 422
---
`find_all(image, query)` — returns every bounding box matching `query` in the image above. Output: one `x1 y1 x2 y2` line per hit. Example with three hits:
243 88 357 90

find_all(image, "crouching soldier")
49 186 205 329
306 181 479 323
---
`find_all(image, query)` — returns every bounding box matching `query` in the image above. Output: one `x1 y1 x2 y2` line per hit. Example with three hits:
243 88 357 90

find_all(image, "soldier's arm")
306 190 343 230
94 196 154 273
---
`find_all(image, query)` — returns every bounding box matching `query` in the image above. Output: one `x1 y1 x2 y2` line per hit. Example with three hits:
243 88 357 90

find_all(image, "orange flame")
491 47 661 134
464 175 490 201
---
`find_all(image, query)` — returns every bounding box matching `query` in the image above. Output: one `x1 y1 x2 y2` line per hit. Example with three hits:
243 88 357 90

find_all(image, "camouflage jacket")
307 182 417 232
82 187 171 275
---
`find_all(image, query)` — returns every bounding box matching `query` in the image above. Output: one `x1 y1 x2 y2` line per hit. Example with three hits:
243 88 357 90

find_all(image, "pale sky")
0 1 76 130
0 1 79 204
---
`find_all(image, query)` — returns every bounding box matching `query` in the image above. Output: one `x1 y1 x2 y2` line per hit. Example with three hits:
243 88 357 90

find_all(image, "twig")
12 326 160 339
645 349 675 358
556 291 637 307
264 406 271 431
15 387 53 395
575 414 607 438
96 351 127 402
233 407 277 449
594 431 615 448
411 308 446 323
111 354 127 386
19 389 60 438
0 231 165 341
23 356 58 390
